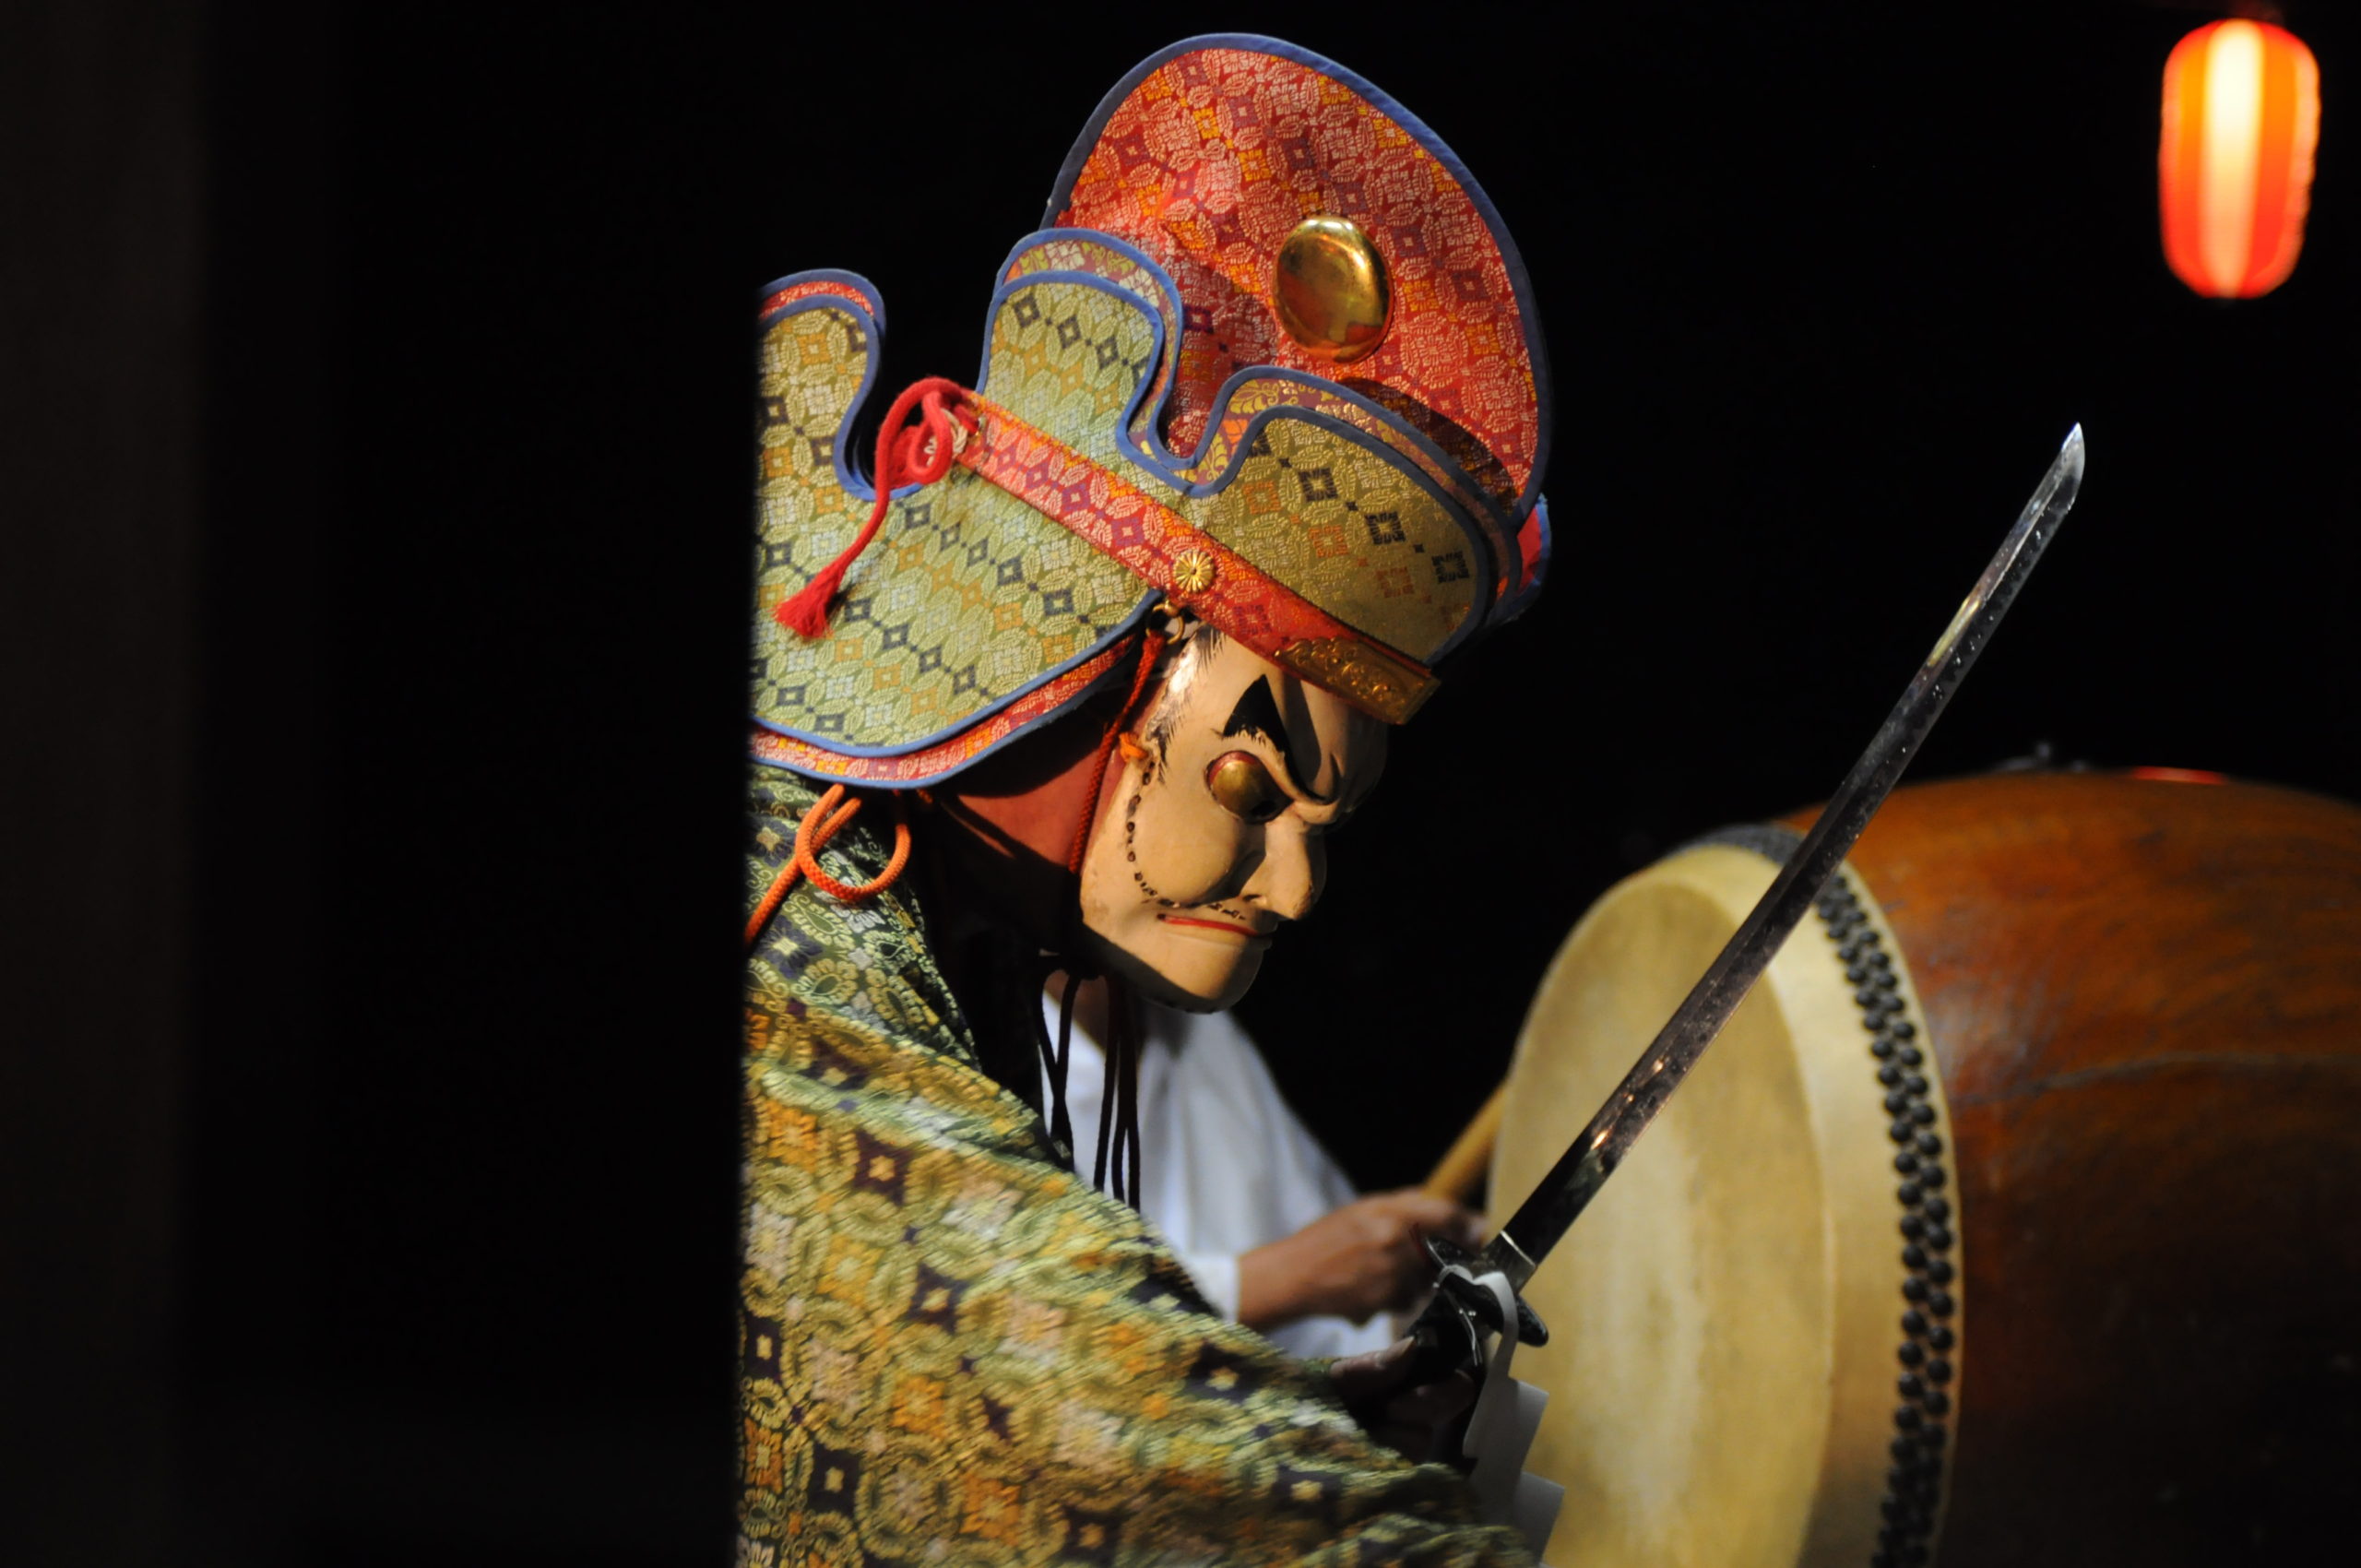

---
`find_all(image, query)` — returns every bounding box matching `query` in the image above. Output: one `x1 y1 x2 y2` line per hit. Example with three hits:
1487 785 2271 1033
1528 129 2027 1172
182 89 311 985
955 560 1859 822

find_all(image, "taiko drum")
1491 772 2361 1566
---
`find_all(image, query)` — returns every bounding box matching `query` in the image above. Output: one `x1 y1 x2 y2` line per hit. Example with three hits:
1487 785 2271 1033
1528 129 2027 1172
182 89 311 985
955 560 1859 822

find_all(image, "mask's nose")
1243 820 1324 922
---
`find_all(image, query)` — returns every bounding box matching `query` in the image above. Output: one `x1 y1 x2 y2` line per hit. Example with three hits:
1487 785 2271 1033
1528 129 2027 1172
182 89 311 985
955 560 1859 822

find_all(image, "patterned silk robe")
738 772 1534 1564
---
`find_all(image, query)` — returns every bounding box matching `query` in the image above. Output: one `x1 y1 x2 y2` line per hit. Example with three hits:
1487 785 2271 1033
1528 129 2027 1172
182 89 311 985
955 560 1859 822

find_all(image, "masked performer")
742 35 1552 1562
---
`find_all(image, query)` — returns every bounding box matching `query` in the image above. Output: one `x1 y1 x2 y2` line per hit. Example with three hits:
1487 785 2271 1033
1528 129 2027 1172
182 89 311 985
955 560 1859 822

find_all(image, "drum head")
1492 840 1956 1567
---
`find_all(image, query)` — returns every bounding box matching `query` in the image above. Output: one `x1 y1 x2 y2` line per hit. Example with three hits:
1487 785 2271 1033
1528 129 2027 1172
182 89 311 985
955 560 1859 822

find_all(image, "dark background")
6 1 2352 1562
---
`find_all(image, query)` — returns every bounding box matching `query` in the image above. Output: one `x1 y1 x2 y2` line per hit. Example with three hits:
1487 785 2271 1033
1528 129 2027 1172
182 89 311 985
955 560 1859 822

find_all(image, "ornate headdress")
751 34 1552 786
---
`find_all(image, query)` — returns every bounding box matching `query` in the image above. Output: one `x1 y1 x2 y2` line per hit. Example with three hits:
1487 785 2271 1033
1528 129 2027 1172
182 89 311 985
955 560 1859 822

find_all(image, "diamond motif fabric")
752 297 1150 759
738 773 1536 1563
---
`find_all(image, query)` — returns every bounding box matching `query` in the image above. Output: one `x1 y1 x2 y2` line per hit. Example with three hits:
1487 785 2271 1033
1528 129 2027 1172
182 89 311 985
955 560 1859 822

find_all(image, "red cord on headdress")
1064 626 1169 876
775 376 978 638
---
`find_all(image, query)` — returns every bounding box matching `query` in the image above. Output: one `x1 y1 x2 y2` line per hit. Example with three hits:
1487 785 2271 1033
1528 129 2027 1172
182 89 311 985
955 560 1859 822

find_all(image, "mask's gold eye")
1205 750 1289 824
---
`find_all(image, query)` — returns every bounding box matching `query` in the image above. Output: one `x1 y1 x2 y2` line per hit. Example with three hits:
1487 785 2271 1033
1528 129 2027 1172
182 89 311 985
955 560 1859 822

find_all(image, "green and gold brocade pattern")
740 773 1534 1564
981 274 1485 658
753 250 1493 767
753 300 1148 754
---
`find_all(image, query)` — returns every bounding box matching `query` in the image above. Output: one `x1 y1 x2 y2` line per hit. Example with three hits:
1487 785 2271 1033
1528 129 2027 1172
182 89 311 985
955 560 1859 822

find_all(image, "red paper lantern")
2160 19 2321 299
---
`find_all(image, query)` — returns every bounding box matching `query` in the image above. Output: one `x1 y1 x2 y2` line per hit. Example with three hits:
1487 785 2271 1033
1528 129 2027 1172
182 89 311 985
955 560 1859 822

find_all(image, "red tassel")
775 557 854 638
774 376 977 639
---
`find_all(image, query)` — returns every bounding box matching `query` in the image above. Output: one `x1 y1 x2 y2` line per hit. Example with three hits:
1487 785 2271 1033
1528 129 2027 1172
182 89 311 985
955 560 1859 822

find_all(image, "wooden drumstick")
1423 1082 1506 1204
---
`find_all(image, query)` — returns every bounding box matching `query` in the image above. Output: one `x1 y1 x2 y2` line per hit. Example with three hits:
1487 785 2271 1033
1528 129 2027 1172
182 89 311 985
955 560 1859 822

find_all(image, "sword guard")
1406 1238 1549 1390
1425 1236 1548 1347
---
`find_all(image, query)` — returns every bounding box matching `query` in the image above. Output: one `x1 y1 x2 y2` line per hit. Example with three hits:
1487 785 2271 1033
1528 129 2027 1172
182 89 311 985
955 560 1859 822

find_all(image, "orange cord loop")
795 784 912 900
745 623 1165 953
743 784 913 949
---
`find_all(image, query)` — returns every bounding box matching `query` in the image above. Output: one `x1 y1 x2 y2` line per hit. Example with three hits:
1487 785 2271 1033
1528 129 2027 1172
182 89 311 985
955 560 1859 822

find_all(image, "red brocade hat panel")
1050 42 1545 522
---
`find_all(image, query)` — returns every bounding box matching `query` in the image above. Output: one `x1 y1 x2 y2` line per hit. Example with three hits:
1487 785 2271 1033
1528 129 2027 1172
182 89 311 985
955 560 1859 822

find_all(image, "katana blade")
1480 426 2085 1294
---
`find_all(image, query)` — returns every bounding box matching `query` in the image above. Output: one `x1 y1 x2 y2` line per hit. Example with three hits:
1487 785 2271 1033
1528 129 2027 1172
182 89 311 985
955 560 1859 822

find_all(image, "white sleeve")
1158 1013 1401 1358
1162 1013 1358 1243
1042 997 1396 1354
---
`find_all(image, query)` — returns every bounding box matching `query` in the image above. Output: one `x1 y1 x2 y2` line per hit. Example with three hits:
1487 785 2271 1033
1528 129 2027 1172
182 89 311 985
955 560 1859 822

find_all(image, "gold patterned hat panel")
983 272 1487 664
992 235 1515 608
999 232 1181 448
976 278 1158 469
753 299 1148 754
1185 415 1478 660
1175 373 1517 601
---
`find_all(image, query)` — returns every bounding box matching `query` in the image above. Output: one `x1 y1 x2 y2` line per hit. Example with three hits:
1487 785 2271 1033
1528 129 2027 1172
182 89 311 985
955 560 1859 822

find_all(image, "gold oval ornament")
1170 549 1217 595
1273 216 1391 364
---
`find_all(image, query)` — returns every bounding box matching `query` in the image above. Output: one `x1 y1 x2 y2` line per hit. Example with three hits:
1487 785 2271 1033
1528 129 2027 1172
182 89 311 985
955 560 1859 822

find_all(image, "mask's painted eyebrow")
1219 676 1315 797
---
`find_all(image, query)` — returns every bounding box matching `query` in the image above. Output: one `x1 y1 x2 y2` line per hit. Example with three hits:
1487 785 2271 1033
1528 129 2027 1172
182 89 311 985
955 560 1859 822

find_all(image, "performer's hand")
1238 1189 1484 1331
1329 1334 1477 1464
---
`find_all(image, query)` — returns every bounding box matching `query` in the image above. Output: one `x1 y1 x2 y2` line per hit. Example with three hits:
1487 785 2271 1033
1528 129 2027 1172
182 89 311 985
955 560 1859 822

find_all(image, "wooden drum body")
1493 774 2361 1566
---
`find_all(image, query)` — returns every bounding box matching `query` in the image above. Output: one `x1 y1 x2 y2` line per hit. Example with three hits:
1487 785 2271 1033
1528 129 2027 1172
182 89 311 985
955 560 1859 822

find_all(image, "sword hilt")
1395 1237 1551 1473
1406 1236 1548 1384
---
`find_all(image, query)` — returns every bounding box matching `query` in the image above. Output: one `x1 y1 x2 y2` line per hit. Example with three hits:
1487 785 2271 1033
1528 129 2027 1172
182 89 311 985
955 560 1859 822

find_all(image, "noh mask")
1078 630 1387 1011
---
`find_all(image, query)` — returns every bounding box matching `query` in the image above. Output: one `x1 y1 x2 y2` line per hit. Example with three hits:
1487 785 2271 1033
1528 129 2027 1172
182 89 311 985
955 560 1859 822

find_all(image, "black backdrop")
10 2 2355 1562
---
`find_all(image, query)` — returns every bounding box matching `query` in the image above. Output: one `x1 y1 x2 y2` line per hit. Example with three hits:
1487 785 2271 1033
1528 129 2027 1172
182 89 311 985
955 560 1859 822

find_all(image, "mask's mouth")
1156 913 1275 943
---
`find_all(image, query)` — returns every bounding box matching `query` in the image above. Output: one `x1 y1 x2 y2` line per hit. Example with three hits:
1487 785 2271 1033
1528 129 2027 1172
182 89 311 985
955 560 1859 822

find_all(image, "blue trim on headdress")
1172 403 1493 661
993 230 1185 341
1497 494 1551 624
748 652 1138 788
759 289 888 503
972 268 1169 449
995 228 1192 477
1041 33 1554 525
1001 227 1524 597
1159 364 1522 592
976 268 1496 657
756 267 885 332
751 583 1157 760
